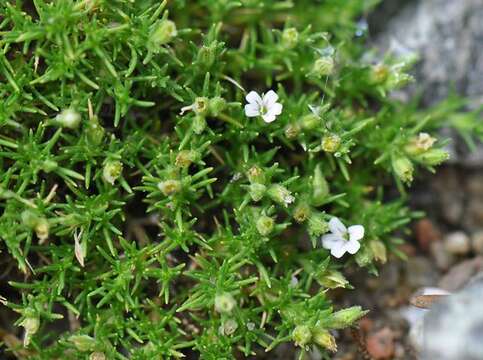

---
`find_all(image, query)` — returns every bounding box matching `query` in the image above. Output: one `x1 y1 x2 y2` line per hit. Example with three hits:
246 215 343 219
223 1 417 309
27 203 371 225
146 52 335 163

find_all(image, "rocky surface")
371 0 483 167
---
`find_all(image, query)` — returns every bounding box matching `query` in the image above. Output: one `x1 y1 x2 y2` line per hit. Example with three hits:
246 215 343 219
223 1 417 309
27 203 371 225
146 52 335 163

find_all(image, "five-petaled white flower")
244 90 283 123
321 217 364 258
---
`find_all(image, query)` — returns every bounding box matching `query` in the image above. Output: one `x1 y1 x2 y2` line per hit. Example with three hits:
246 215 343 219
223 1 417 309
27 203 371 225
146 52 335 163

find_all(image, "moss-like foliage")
0 1 481 359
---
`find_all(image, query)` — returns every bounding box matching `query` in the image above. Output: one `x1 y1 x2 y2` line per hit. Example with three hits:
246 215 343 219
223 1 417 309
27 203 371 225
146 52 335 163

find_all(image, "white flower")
321 217 364 258
244 90 283 123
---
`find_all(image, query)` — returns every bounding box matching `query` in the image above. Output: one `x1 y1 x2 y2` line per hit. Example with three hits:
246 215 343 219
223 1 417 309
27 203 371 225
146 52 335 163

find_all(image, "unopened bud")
404 132 436 155
417 148 449 166
21 210 39 229
249 183 266 202
214 292 236 314
197 44 216 68
313 328 337 352
89 352 106 360
175 150 199 168
281 28 299 49
69 334 96 352
267 184 294 207
102 161 123 185
355 245 373 267
392 156 414 183
256 215 274 236
312 165 329 206
319 270 349 289
20 314 39 346
321 134 341 153
370 240 387 263
285 123 301 139
300 114 320 131
221 319 238 336
329 306 367 329
369 64 389 84
56 108 81 129
193 115 206 134
246 165 265 184
158 179 181 196
150 19 177 47
86 116 105 145
292 325 312 347
41 159 58 173
208 96 226 116
308 214 329 237
35 218 50 243
313 56 334 77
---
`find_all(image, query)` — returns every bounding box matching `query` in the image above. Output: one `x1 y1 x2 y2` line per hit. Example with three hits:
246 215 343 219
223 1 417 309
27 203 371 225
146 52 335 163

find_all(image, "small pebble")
366 327 395 360
471 231 483 255
444 231 470 255
430 241 455 270
414 219 440 252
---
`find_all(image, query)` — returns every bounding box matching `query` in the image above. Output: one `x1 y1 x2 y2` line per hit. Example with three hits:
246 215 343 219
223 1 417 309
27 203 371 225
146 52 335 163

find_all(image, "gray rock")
444 231 471 255
374 0 483 166
406 256 439 288
472 231 483 255
430 241 455 271
421 272 483 359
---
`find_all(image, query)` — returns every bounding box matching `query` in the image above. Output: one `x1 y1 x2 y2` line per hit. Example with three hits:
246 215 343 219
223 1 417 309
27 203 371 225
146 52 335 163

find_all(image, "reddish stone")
366 327 395 360
414 219 441 252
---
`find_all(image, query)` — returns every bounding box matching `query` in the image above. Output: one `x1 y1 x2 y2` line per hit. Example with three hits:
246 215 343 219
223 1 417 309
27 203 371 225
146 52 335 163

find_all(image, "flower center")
259 104 267 115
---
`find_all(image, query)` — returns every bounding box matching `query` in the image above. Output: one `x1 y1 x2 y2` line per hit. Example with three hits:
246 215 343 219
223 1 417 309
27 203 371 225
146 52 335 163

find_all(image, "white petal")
267 102 283 116
246 91 262 105
262 113 277 123
348 225 364 241
345 240 361 254
244 104 260 117
328 217 347 236
321 234 343 250
331 245 346 258
262 90 279 107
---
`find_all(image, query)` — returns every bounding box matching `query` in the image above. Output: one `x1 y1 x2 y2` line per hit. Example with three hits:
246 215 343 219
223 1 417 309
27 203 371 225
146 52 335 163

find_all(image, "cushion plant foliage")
0 0 481 359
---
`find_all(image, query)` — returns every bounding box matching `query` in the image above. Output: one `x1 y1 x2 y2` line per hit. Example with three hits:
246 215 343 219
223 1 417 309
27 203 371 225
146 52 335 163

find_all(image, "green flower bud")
369 64 389 84
246 165 265 184
392 155 414 183
158 179 181 196
249 183 266 202
197 44 216 68
193 115 206 134
370 240 387 263
300 114 320 131
416 148 449 166
21 210 39 229
404 132 436 156
56 108 81 129
293 203 311 223
35 218 50 243
20 314 39 346
355 245 373 267
102 161 123 185
292 325 312 347
89 352 106 360
328 306 368 329
175 150 199 168
150 19 177 47
312 165 329 206
321 134 341 153
312 328 337 352
267 184 294 207
312 56 334 77
285 123 301 139
256 215 274 236
193 97 209 115
69 334 96 352
308 213 329 237
281 27 299 49
208 96 226 116
214 292 236 314
41 159 58 173
319 270 349 289
86 115 105 145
